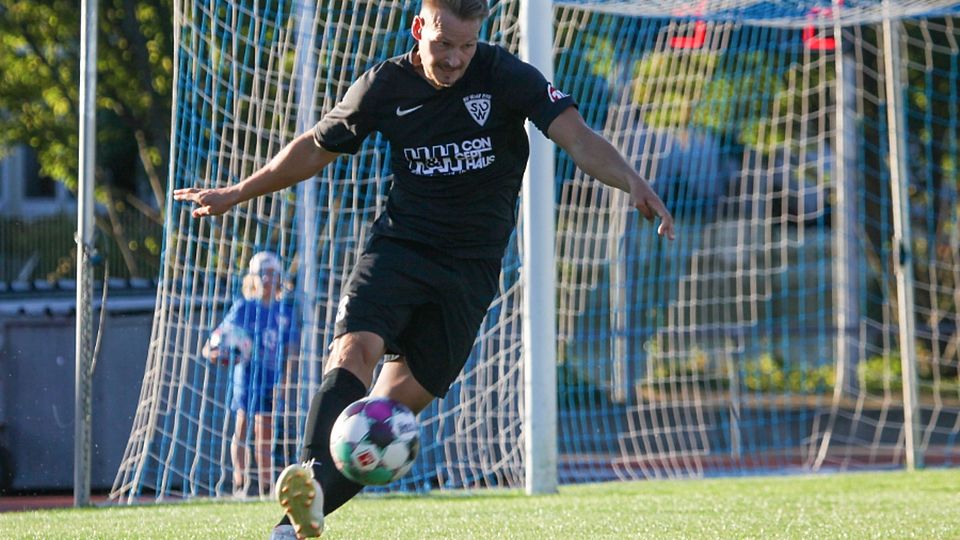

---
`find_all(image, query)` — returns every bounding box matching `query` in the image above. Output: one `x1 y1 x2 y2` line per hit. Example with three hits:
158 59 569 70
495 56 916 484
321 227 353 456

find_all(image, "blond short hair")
241 274 283 301
422 0 490 21
242 251 283 301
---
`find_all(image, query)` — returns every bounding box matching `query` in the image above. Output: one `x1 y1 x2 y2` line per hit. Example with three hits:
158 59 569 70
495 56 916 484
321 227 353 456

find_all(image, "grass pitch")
2 468 959 539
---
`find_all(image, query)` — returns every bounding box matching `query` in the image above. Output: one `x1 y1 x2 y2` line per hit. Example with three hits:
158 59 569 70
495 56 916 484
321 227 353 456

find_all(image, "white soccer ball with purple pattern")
329 397 420 485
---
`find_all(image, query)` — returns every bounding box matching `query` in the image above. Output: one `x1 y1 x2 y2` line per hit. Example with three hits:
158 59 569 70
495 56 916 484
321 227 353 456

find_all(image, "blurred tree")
0 0 171 278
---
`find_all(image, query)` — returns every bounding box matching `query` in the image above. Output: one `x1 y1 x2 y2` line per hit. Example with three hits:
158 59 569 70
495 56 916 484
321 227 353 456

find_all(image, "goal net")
112 0 960 502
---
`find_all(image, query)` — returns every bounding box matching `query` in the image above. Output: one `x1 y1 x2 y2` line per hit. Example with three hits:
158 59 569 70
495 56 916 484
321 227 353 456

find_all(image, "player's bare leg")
232 410 250 497
325 331 387 385
254 413 274 497
370 360 435 414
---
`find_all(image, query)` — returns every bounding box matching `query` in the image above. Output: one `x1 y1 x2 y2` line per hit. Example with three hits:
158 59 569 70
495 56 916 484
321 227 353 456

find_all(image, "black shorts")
334 235 501 397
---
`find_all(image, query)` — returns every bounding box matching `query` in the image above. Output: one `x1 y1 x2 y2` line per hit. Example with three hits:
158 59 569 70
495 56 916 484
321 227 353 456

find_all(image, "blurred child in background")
203 251 301 497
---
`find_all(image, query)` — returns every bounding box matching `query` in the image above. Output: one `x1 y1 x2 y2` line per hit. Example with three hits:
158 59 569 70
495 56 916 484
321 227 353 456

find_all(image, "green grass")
3 469 960 539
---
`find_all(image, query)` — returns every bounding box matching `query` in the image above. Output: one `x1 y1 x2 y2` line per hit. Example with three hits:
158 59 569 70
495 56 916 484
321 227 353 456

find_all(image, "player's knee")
327 332 383 374
372 361 435 414
326 349 371 378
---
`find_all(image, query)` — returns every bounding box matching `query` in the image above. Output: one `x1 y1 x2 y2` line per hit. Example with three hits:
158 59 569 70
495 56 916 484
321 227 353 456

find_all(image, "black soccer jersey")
313 42 576 259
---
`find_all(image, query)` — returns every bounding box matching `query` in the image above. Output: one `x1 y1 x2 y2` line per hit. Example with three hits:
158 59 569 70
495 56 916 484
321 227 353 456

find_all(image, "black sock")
316 450 366 516
302 367 367 464
276 367 367 527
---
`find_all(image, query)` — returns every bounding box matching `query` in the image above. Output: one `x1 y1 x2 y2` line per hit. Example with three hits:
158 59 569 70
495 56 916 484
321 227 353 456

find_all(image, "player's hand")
173 186 238 218
629 178 675 240
202 344 229 366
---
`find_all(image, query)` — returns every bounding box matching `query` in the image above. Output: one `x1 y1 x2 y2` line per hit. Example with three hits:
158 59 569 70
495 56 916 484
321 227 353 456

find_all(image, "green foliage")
859 353 903 393
580 33 617 80
630 47 835 159
857 342 957 395
693 52 788 145
647 343 715 381
643 340 837 395
742 352 835 394
632 51 718 128
0 1 80 183
642 345 949 398
0 0 172 281
0 0 172 195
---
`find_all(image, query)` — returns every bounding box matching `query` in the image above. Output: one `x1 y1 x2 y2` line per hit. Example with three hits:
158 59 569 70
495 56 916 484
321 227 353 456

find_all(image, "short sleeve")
313 68 379 154
219 299 245 329
502 55 577 136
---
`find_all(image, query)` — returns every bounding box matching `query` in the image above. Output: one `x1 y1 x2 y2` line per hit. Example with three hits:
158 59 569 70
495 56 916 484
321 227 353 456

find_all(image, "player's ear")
411 15 423 40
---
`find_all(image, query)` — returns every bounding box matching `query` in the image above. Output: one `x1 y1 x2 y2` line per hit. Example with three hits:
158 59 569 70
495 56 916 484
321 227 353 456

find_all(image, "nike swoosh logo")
396 104 423 117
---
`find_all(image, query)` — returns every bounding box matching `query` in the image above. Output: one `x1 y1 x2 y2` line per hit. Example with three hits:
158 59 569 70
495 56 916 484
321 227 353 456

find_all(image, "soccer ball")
208 323 253 363
329 397 420 485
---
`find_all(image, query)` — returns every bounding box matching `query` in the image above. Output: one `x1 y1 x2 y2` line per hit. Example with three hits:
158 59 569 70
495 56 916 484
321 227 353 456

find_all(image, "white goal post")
521 0 559 495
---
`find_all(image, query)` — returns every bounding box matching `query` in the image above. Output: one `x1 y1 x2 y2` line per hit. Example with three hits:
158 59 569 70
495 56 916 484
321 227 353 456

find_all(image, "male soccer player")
174 0 675 537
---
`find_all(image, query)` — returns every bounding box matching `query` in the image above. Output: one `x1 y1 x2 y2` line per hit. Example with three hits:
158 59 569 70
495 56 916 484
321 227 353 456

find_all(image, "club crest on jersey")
546 83 568 103
463 93 492 126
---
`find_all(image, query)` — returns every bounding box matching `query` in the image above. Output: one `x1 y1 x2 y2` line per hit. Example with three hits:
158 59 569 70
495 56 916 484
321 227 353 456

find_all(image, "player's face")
257 268 279 300
412 7 482 88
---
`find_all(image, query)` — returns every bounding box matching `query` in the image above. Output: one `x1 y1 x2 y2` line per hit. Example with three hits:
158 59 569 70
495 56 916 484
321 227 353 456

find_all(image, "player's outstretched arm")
547 108 676 240
173 131 340 218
